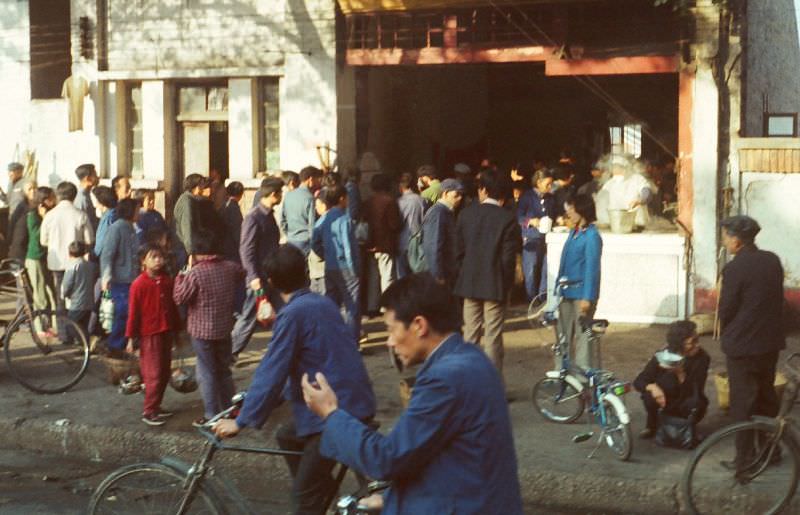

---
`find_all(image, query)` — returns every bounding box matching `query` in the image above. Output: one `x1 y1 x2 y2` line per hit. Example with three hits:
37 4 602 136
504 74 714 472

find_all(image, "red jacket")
126 271 178 338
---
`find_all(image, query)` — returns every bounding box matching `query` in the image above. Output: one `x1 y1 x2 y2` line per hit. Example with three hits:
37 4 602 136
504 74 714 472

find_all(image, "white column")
141 80 166 181
228 78 255 179
691 66 719 293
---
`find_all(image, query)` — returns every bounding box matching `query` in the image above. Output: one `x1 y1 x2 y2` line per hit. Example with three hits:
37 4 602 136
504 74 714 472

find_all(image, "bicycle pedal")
572 432 594 443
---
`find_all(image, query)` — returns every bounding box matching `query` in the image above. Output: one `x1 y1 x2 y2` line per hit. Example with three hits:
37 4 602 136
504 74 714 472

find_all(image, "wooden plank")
545 55 679 76
346 45 552 65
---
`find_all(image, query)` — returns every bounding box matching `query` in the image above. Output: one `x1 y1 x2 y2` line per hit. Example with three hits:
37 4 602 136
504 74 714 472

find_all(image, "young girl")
126 243 178 426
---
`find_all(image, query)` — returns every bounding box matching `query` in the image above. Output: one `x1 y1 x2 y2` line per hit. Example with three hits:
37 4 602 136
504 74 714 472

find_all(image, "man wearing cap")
2 162 28 218
422 178 463 288
718 215 785 468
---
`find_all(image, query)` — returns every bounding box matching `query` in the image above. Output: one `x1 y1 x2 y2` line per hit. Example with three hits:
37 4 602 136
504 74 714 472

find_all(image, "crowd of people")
0 155 787 514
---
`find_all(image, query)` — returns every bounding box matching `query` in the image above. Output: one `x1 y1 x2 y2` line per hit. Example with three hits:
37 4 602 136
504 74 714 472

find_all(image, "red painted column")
677 69 694 234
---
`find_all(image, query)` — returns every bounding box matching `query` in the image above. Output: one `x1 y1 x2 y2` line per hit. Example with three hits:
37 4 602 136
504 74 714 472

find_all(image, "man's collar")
437 198 454 210
418 333 460 375
481 198 501 207
287 288 311 304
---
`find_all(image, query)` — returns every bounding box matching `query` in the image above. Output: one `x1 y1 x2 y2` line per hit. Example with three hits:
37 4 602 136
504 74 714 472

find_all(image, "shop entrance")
181 121 229 179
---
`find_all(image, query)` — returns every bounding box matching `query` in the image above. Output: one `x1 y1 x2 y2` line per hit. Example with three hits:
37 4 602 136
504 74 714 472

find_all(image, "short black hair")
144 226 170 247
111 175 129 193
398 172 416 190
183 174 208 192
554 164 575 183
416 164 437 180
192 230 222 256
116 198 138 221
138 242 165 264
260 177 284 199
380 273 462 334
370 173 393 194
266 244 309 293
281 171 300 187
477 169 508 200
226 181 244 198
133 188 155 203
344 167 361 183
321 185 347 209
721 215 761 245
34 186 54 208
299 166 323 183
68 241 87 258
666 320 697 354
56 181 78 202
322 173 342 189
75 164 96 181
93 185 116 209
566 193 597 224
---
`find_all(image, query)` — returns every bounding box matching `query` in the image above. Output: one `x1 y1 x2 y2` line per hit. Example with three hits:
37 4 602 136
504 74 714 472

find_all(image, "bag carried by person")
170 341 198 394
655 410 698 450
255 289 276 327
354 219 370 246
406 228 427 273
98 291 114 333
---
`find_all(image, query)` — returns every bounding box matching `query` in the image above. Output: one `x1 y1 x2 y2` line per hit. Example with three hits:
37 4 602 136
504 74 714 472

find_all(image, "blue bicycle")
529 279 634 461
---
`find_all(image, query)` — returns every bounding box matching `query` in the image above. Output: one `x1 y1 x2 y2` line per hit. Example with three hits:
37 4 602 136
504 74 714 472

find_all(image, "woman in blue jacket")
556 193 602 369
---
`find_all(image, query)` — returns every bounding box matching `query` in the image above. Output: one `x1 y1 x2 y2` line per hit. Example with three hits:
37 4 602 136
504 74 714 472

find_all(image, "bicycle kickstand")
586 431 606 460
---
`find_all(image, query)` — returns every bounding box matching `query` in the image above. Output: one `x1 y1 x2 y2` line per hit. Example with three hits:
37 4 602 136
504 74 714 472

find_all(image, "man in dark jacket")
421 179 463 288
718 215 785 468
454 170 521 380
230 178 283 358
364 173 402 314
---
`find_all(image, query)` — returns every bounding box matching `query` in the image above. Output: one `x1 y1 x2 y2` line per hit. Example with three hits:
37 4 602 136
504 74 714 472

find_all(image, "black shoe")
639 427 656 439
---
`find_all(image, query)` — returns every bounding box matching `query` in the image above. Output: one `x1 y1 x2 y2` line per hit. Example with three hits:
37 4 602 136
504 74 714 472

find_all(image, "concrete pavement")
0 303 798 514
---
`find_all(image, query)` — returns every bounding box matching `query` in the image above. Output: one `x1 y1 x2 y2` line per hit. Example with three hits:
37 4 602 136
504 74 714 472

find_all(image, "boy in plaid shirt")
126 243 179 426
174 234 245 427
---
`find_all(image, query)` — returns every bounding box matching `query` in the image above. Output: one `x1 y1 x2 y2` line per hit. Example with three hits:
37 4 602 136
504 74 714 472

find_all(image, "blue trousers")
192 337 236 420
521 241 548 302
325 268 361 343
108 282 131 350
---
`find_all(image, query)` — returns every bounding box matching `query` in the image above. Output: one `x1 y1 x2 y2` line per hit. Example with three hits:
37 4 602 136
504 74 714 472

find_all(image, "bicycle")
88 392 386 515
681 353 800 514
0 258 90 393
529 278 634 461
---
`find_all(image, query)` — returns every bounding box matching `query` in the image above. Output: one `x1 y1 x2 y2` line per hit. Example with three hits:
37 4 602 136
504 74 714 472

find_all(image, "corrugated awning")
338 0 588 14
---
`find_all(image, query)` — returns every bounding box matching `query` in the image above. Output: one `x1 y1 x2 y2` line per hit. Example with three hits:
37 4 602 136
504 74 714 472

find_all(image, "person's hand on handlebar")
213 419 240 439
301 372 339 419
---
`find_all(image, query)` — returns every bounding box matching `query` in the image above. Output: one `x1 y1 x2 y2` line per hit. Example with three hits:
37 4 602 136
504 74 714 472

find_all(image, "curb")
0 416 682 514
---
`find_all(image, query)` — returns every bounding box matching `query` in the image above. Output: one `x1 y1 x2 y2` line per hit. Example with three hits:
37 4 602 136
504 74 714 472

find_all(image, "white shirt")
40 200 95 271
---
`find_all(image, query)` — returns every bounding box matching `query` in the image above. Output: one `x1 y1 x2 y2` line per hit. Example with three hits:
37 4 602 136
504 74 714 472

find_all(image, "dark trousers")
727 352 780 466
66 309 91 344
641 391 708 431
51 270 66 339
276 422 338 515
191 337 236 419
325 268 361 342
139 332 172 416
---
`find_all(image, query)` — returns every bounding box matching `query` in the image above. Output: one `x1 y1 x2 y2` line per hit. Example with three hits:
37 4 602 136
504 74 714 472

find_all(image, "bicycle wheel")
532 376 585 423
600 399 632 461
3 310 90 394
526 293 549 328
89 462 224 515
682 420 799 515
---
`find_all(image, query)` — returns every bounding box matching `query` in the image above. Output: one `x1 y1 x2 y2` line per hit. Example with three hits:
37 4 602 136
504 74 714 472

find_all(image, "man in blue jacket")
280 166 322 256
214 244 376 514
312 184 361 341
302 273 523 515
421 178 463 288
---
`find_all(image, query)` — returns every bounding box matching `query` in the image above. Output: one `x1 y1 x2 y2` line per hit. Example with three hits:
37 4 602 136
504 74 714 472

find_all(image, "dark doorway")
29 0 71 99
209 122 229 180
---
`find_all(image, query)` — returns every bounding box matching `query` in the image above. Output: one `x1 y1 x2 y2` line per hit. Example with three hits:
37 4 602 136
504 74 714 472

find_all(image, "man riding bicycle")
213 245 376 515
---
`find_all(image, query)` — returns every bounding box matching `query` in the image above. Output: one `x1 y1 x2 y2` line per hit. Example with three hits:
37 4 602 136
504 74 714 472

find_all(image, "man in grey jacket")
279 166 321 256
100 198 140 353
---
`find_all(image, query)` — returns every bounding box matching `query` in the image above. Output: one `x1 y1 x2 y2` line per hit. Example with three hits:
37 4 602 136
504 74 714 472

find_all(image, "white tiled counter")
545 230 688 324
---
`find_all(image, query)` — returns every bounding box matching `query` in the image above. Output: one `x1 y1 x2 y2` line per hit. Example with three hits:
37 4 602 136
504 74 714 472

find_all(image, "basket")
714 371 787 411
608 209 636 234
103 355 140 385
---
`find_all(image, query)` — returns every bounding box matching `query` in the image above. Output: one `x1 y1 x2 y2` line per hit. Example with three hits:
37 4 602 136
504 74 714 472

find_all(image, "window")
178 85 228 116
609 124 642 158
128 84 143 178
764 114 797 137
260 78 281 172
29 0 71 99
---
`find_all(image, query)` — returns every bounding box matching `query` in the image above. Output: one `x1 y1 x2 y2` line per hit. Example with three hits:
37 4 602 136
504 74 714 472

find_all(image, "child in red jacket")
126 243 178 426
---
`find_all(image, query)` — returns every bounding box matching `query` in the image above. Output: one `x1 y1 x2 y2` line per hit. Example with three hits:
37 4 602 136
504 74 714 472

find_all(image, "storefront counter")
545 229 688 324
